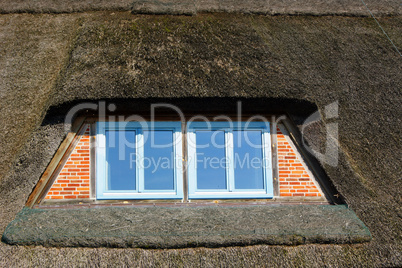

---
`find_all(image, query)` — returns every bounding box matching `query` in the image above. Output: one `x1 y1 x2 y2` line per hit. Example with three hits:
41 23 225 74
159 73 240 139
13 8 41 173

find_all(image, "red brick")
64 165 77 168
67 169 80 172
77 187 89 191
292 186 305 189
63 187 76 191
77 165 89 169
297 189 309 193
50 187 62 191
292 171 304 174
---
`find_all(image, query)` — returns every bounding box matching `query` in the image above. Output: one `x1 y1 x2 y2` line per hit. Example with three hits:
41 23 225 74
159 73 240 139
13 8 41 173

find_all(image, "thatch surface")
0 14 79 189
0 11 401 266
2 206 371 248
0 0 133 14
0 0 401 16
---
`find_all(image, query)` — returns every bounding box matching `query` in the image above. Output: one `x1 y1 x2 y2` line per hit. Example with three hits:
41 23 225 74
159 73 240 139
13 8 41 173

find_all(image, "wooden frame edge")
280 117 345 204
270 116 280 197
25 117 87 208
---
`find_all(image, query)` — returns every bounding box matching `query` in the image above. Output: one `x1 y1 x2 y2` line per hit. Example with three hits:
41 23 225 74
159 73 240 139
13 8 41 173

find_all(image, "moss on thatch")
0 11 401 267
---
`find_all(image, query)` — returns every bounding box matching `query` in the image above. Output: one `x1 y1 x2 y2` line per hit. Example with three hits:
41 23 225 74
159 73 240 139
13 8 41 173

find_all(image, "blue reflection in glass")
233 130 264 189
144 130 174 190
196 131 227 190
106 130 136 190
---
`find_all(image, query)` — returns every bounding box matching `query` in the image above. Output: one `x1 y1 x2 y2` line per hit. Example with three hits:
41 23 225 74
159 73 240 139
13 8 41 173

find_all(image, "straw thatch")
0 0 400 16
0 8 401 267
2 206 371 248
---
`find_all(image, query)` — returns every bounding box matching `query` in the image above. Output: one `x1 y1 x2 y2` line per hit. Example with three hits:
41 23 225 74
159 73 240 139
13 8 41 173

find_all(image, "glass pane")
233 130 264 189
196 131 227 190
143 130 174 190
106 130 136 190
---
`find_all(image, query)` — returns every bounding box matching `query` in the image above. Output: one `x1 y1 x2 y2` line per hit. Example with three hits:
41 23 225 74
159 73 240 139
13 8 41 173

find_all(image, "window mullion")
226 130 235 192
137 130 144 193
187 130 196 195
263 127 273 196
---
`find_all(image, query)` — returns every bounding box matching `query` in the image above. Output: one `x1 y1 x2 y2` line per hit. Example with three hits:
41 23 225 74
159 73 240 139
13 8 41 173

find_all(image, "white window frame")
96 121 183 199
187 121 273 199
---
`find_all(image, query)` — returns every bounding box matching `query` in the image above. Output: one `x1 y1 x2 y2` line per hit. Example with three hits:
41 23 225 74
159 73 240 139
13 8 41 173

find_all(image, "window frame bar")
96 121 183 199
187 121 273 199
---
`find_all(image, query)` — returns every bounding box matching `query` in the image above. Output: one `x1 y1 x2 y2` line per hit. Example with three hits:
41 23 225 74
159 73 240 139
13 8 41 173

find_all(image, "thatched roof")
0 0 400 16
0 4 401 267
3 206 371 248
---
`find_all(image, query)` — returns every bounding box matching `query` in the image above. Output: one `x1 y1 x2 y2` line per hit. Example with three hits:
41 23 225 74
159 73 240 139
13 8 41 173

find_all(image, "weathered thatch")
2 206 371 248
0 9 401 267
0 13 79 191
0 0 401 16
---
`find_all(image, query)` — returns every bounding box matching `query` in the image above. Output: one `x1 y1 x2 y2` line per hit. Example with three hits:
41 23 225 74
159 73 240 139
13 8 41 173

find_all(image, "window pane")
233 130 264 189
106 130 136 190
143 130 174 190
196 131 227 190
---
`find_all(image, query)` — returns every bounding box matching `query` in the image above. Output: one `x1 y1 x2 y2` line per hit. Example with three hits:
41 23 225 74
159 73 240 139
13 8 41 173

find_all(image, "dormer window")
29 113 328 206
96 120 273 200
187 121 273 199
96 121 183 199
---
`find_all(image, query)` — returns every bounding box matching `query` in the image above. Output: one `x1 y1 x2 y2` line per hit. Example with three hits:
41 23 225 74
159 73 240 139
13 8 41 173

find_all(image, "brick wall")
277 126 322 197
44 126 91 200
